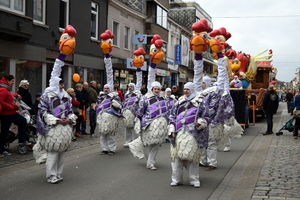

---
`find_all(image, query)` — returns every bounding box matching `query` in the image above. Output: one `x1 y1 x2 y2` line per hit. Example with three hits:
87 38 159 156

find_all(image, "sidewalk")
209 102 300 200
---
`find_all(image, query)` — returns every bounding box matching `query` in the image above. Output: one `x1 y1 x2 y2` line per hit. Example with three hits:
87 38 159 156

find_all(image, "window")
0 0 25 14
113 21 119 46
124 26 130 50
59 0 69 30
91 2 99 39
134 30 139 50
156 5 167 29
33 0 46 24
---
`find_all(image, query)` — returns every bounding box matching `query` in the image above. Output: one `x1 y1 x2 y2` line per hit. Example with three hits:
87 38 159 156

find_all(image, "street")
0 105 282 200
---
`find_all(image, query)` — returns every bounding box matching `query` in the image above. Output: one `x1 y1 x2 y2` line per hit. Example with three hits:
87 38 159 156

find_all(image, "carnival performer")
97 30 122 155
230 75 242 88
165 88 177 112
122 48 145 147
200 27 243 170
168 82 210 188
33 25 77 183
128 35 166 170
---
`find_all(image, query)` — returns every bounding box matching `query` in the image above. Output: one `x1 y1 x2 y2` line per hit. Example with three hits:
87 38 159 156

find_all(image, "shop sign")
174 44 181 65
126 58 147 71
132 34 147 44
179 73 186 79
156 69 170 76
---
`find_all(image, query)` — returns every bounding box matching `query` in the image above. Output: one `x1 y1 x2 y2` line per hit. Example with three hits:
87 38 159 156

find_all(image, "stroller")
275 117 294 136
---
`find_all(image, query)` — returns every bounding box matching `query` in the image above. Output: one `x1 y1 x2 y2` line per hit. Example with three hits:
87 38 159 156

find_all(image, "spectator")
31 93 42 115
17 80 33 113
88 81 98 105
74 83 84 137
89 103 97 138
293 91 300 139
67 88 80 141
140 84 147 95
0 75 30 157
263 85 279 135
171 85 182 100
81 82 89 135
114 80 124 101
96 83 102 94
285 89 294 114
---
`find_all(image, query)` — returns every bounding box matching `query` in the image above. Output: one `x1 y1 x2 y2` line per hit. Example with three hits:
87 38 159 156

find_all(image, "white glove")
196 118 207 130
111 100 121 108
168 124 175 139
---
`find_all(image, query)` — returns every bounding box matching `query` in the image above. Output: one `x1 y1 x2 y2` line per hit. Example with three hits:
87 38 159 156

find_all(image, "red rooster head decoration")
59 25 77 55
209 27 231 54
132 48 146 68
149 35 164 64
190 19 212 54
100 30 114 54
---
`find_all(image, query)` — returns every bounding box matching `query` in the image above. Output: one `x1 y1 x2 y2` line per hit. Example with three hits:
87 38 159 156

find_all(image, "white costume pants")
46 151 65 178
144 144 159 168
171 158 200 185
200 140 217 167
225 138 231 148
125 127 138 144
100 134 116 152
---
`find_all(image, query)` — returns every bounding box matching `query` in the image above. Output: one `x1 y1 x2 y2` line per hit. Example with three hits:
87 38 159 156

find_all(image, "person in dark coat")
31 93 42 115
263 85 279 135
293 92 300 139
17 80 33 113
285 89 294 113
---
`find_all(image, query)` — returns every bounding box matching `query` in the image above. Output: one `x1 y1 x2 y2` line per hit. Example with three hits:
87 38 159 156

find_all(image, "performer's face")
59 83 64 91
166 91 171 96
202 82 207 90
128 85 134 91
104 86 110 94
152 87 161 96
184 88 191 97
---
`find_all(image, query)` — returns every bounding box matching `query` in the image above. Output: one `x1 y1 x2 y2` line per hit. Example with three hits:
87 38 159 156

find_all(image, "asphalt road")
0 117 266 200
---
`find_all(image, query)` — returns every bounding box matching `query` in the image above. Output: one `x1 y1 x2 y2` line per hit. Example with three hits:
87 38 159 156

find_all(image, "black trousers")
90 123 96 134
294 118 300 136
266 112 274 133
0 113 27 153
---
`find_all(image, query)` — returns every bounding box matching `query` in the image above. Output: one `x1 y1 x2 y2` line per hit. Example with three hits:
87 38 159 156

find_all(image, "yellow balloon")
72 73 80 82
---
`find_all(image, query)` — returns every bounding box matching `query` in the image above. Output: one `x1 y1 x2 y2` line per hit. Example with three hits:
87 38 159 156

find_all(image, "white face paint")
104 86 110 94
152 86 161 96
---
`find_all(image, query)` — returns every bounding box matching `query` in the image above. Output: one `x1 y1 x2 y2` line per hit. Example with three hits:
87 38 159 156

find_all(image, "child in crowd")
90 103 97 138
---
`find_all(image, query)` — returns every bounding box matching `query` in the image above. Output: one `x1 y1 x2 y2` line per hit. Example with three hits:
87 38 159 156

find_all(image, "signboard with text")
175 44 181 65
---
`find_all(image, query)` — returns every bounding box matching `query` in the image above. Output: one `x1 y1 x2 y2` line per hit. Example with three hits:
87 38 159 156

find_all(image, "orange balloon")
72 73 80 82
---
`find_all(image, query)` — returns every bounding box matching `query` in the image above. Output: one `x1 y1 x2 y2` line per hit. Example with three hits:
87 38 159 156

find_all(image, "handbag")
293 109 300 119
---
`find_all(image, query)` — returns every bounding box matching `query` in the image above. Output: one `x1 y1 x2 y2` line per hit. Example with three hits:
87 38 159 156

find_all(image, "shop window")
33 0 46 25
15 60 43 100
0 0 25 15
87 68 101 85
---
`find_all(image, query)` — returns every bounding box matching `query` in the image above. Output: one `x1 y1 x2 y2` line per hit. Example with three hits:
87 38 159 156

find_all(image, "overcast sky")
188 0 300 82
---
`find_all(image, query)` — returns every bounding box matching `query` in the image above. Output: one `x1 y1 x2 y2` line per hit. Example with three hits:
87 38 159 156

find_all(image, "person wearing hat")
129 81 168 170
97 84 122 155
31 93 42 115
202 76 212 90
168 82 210 188
17 80 33 113
171 85 182 100
122 83 141 147
230 75 242 88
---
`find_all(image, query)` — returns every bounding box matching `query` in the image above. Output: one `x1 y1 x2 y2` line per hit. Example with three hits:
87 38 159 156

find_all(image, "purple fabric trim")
195 53 203 61
58 53 66 61
105 54 110 58
137 68 142 72
150 63 156 69
185 116 196 124
217 52 223 59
